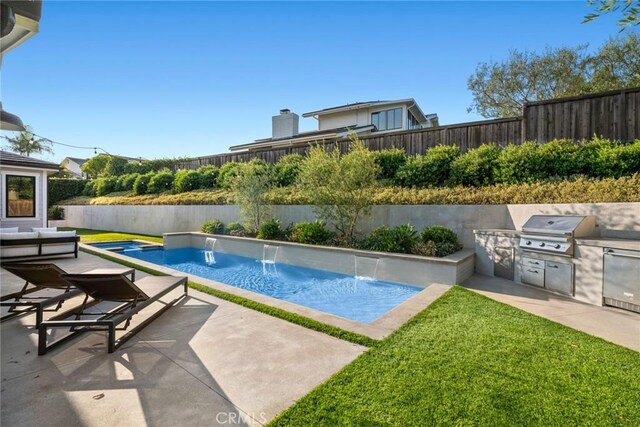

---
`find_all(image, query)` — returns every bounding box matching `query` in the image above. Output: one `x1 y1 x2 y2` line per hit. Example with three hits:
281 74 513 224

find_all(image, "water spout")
354 255 380 281
263 244 279 264
204 237 217 264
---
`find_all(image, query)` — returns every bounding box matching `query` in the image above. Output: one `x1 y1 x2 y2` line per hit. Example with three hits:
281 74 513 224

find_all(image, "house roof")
229 124 375 152
303 98 424 119
64 157 88 166
0 150 60 170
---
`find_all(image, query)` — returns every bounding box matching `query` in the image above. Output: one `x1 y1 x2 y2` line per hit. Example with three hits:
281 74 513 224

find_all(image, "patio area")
0 252 366 426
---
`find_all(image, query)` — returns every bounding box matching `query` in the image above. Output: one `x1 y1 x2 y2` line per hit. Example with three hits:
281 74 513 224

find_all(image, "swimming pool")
89 241 156 251
116 247 422 323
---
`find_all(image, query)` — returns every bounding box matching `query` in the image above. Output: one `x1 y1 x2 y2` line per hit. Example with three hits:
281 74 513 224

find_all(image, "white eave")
1 14 40 57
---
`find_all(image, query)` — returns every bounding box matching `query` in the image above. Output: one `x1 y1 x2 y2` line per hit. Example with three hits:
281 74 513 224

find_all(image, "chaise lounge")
38 273 188 355
1 263 135 326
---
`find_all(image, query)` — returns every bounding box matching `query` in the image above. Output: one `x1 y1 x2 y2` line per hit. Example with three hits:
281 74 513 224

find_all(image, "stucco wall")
56 202 640 247
0 166 48 231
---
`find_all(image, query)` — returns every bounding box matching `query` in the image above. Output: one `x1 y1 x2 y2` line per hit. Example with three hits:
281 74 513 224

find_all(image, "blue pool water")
89 241 146 251
118 247 422 323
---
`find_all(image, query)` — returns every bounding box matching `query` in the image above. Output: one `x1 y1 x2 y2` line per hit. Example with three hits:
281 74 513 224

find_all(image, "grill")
519 215 597 257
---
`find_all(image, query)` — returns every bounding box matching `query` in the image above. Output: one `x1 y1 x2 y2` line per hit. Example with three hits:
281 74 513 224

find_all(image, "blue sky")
0 1 624 162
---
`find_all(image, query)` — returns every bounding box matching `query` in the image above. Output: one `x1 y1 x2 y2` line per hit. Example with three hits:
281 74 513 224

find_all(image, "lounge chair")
38 273 188 355
1 263 135 326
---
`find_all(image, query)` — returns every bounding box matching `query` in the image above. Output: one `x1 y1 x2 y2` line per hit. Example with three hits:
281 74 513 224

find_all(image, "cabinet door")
494 247 514 280
544 261 573 296
522 266 544 287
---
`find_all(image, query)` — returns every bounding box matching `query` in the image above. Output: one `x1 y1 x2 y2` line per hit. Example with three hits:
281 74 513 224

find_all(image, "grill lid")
521 215 596 236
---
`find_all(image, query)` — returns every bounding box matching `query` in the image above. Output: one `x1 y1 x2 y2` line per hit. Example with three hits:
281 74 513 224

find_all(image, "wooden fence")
174 87 640 170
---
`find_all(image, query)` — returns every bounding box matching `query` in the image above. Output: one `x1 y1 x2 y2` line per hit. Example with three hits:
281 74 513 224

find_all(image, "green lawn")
61 227 163 244
270 287 640 426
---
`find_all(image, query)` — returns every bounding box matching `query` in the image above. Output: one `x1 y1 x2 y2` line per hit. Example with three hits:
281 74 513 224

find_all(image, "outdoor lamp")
0 102 25 131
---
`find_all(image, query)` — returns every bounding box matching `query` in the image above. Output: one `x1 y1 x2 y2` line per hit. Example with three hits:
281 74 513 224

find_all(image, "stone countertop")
575 238 640 251
474 229 520 237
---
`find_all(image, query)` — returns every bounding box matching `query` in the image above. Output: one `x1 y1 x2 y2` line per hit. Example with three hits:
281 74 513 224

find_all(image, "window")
371 108 402 131
407 112 422 130
6 175 36 218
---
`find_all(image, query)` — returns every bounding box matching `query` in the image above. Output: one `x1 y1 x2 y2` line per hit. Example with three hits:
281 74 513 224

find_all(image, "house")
0 151 59 230
60 157 88 178
229 99 438 151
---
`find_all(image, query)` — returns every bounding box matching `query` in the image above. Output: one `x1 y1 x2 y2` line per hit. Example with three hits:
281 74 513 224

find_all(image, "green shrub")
105 156 128 176
198 165 219 188
537 139 581 178
147 170 174 193
174 170 204 193
373 148 408 181
94 177 118 196
117 173 140 191
273 154 304 187
419 225 463 257
82 180 97 197
494 142 547 184
133 172 156 195
289 221 335 245
449 145 501 186
364 224 418 254
257 218 283 240
226 221 248 237
412 241 438 257
395 145 460 187
201 218 224 234
218 162 243 189
48 178 87 205
590 139 640 178
47 205 64 220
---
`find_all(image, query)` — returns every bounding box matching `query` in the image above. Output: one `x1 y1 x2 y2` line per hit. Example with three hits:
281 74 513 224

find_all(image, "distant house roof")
0 150 60 170
64 157 88 166
229 124 375 152
302 98 427 120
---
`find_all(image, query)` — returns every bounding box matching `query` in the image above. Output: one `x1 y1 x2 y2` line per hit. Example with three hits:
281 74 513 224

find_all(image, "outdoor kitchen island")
474 215 640 314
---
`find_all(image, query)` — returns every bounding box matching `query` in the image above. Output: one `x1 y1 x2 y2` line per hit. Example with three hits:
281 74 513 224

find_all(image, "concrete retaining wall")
57 202 640 247
164 232 475 287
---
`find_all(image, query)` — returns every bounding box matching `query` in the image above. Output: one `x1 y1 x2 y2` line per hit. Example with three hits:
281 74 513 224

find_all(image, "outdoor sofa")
0 227 79 260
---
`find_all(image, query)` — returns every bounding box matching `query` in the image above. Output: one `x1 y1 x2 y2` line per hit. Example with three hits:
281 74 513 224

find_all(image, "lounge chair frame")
1 263 134 326
38 275 188 355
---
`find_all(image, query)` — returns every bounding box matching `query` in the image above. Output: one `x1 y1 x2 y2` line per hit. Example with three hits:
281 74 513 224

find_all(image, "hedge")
48 178 87 206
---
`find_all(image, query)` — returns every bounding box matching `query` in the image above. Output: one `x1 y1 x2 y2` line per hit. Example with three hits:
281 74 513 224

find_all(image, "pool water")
119 247 422 323
89 241 147 251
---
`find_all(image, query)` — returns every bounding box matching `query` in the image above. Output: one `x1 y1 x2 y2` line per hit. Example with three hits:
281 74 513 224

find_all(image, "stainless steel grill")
519 215 596 257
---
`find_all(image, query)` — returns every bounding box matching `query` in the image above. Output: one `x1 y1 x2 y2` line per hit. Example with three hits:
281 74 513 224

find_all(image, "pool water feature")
89 240 157 252
117 247 422 323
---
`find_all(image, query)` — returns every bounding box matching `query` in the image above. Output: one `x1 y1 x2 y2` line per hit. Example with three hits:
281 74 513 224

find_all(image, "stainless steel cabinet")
603 248 640 313
544 261 573 296
521 257 545 287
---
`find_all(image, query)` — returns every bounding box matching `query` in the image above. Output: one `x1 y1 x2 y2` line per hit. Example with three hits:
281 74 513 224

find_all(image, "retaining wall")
55 202 640 247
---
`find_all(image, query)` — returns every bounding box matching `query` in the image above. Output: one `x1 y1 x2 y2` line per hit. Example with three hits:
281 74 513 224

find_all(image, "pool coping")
80 241 453 340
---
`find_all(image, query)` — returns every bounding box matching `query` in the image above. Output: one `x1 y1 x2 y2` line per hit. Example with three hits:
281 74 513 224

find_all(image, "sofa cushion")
0 232 39 240
0 227 20 233
32 227 57 233
38 230 77 239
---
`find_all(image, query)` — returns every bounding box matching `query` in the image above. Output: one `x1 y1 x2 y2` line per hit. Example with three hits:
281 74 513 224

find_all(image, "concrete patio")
462 274 640 352
0 253 366 426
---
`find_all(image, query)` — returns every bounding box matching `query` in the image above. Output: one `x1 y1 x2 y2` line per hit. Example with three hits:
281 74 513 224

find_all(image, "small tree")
2 126 53 157
229 160 273 233
298 134 380 242
82 154 111 178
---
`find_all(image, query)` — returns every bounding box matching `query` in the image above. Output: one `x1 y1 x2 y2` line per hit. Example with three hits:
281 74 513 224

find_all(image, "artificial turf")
269 287 640 426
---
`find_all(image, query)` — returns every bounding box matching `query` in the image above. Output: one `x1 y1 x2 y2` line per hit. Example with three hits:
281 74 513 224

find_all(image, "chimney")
272 109 299 139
